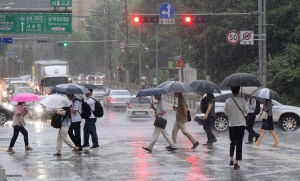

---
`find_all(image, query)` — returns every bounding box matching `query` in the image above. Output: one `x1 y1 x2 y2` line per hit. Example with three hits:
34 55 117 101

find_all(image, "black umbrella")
220 73 262 87
157 81 194 93
51 84 90 94
77 83 97 89
189 80 221 93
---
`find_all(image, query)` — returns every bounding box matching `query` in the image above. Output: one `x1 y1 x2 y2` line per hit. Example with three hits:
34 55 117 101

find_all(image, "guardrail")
103 80 201 109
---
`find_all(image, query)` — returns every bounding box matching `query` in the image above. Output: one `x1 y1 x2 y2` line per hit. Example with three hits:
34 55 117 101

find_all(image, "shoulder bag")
260 110 268 120
154 117 167 129
19 118 26 127
232 98 247 121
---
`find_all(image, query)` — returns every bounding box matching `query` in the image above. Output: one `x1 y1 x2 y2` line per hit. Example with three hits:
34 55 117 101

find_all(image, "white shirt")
224 97 248 127
86 96 96 119
156 98 167 120
71 98 82 122
246 97 256 113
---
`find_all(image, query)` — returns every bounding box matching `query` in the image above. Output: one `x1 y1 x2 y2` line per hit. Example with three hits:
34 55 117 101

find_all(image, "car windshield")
11 83 28 88
95 85 104 89
111 91 130 96
45 77 69 87
130 97 151 104
14 87 34 93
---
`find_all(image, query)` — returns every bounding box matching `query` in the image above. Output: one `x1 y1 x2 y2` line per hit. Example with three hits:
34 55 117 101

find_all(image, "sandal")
25 146 33 151
53 153 62 156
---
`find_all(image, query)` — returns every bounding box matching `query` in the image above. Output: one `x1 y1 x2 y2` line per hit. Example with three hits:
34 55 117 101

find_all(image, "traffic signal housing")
57 42 68 47
132 15 159 24
182 15 211 24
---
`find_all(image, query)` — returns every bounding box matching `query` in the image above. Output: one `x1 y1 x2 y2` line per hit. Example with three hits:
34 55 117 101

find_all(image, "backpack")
200 96 208 113
90 97 104 118
250 97 261 115
73 98 91 119
51 113 67 129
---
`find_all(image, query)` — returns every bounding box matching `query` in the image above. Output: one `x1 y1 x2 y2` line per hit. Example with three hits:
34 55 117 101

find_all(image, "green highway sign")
0 14 72 34
50 0 72 7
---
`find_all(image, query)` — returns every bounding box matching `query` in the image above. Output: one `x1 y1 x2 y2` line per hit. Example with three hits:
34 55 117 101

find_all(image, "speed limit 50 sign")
226 30 240 45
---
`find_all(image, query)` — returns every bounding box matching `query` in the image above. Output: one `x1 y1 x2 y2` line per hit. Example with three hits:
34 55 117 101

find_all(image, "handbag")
186 104 192 122
154 117 167 129
260 110 268 120
20 119 26 127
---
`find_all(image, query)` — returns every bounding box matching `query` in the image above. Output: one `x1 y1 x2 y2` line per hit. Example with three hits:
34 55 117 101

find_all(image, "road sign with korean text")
0 14 72 34
50 0 72 7
240 31 254 45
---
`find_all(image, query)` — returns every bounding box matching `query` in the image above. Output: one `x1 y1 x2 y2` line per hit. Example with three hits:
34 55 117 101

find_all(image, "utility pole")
124 0 129 84
262 0 267 87
155 29 158 86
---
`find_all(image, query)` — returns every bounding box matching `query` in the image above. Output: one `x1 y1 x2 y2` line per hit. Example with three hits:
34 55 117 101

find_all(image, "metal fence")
103 80 201 109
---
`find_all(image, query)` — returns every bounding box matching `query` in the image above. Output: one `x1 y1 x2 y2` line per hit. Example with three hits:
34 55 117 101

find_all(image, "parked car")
92 84 105 100
0 103 14 124
126 96 154 121
103 90 131 110
194 91 300 132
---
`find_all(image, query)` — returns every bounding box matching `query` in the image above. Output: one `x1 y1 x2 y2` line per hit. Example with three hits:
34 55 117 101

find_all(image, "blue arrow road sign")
6 52 15 57
0 37 14 44
159 3 175 19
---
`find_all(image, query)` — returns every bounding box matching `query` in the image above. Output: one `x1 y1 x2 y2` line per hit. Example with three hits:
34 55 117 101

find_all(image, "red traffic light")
184 16 192 23
133 16 140 23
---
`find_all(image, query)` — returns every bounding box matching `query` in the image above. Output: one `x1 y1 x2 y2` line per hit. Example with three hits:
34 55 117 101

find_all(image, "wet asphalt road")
1 106 300 181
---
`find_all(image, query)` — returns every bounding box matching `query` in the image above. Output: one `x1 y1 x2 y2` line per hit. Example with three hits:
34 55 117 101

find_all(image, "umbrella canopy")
51 84 90 94
189 80 221 93
76 83 97 89
220 73 262 87
157 81 195 93
10 93 41 102
241 86 258 95
40 94 71 109
136 87 168 97
251 88 280 101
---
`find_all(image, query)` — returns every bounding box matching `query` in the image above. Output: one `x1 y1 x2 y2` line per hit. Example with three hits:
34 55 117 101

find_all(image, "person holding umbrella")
224 87 248 170
7 102 33 154
202 93 217 146
54 103 80 156
255 98 279 146
172 92 199 149
142 94 177 153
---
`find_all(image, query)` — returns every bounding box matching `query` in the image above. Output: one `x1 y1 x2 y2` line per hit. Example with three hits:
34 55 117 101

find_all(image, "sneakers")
7 148 15 154
234 164 240 170
165 146 172 149
245 142 253 144
167 147 178 151
229 161 234 166
191 141 199 149
90 146 99 149
142 147 152 153
25 146 33 151
53 153 62 156
203 142 213 146
82 144 90 148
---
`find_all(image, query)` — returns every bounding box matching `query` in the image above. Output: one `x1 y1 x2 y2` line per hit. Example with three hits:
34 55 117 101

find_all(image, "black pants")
246 113 258 142
229 126 246 160
203 116 216 142
9 125 29 148
68 121 82 149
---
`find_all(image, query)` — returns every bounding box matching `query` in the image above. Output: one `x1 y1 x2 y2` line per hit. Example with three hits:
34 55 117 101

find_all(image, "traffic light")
57 42 68 47
182 15 211 24
132 15 158 24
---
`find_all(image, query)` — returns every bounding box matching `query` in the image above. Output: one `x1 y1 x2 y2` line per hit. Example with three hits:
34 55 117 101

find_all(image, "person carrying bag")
142 95 177 153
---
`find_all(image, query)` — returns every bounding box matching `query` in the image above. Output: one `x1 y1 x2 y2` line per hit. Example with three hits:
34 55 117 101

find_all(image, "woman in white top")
224 87 248 170
54 106 79 156
7 102 33 154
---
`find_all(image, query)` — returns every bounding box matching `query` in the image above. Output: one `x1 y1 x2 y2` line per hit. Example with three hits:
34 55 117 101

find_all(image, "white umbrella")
40 94 71 109
241 86 258 95
251 88 280 101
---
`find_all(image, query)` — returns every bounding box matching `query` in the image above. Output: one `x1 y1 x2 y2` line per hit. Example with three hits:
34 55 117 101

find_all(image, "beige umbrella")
241 86 258 95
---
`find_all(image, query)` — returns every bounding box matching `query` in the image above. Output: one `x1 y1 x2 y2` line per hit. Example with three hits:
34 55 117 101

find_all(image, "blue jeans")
83 118 99 147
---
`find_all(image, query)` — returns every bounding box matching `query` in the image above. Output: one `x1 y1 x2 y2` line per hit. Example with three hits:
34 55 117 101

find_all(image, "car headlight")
34 106 43 113
79 77 81 80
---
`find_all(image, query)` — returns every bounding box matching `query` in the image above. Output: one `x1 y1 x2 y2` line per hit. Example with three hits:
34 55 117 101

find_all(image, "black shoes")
203 139 217 146
167 147 178 151
212 139 217 143
254 134 260 142
165 146 172 149
234 164 240 170
245 142 253 144
142 147 152 153
229 161 234 166
90 146 99 149
82 144 90 148
191 141 199 149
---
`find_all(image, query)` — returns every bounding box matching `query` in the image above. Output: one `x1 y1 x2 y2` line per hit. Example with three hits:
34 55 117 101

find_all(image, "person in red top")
7 102 33 154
